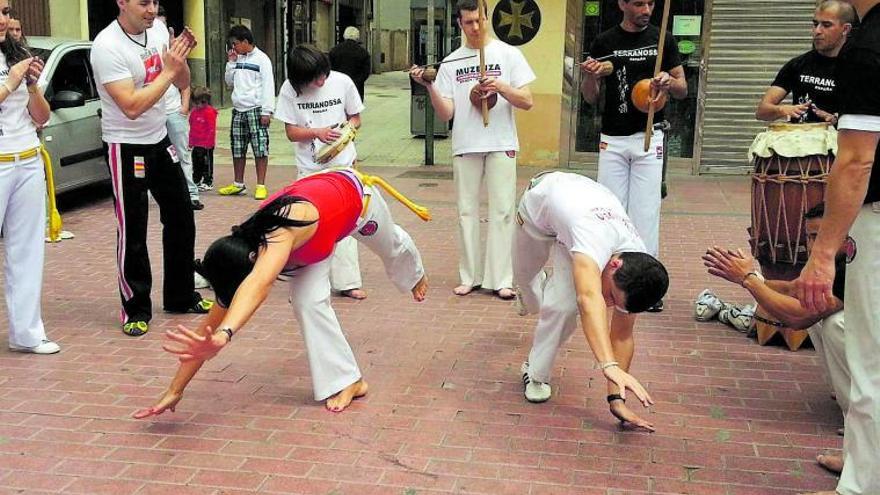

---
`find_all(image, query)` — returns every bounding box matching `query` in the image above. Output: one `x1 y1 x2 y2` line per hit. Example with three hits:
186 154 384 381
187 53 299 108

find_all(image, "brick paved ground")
0 73 843 494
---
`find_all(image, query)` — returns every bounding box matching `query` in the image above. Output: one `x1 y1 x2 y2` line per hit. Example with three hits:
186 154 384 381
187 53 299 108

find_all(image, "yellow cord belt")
326 168 432 222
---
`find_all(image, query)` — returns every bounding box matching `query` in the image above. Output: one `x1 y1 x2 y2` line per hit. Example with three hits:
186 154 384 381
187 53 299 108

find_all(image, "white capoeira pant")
597 130 663 257
452 151 517 290
287 182 425 401
514 204 578 384
0 154 49 348
297 169 363 293
838 203 880 495
807 311 850 412
514 172 646 383
329 236 362 292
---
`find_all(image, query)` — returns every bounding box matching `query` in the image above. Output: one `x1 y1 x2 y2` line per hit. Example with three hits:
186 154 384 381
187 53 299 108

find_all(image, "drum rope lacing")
752 154 832 264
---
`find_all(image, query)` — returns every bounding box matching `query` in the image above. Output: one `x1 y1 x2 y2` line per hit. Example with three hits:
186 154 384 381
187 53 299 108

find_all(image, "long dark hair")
198 195 316 307
0 32 29 66
2 6 30 66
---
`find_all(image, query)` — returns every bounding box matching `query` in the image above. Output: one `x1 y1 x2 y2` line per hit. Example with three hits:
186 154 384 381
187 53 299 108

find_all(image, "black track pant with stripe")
104 136 200 323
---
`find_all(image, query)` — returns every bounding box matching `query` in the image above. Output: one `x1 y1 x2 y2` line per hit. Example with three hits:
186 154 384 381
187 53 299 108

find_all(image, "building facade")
27 0 819 173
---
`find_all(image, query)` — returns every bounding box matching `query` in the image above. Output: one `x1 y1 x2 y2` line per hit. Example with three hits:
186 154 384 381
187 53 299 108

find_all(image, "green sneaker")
122 320 149 337
218 183 247 196
254 184 268 200
165 298 214 314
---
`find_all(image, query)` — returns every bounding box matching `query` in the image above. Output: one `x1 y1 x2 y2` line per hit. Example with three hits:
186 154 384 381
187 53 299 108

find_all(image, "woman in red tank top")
133 170 429 418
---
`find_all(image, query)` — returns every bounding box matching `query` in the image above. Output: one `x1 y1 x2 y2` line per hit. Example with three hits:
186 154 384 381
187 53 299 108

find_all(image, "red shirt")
261 172 363 267
188 105 218 148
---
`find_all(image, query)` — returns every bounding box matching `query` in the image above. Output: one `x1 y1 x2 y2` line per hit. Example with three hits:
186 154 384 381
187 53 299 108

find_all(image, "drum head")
315 122 357 164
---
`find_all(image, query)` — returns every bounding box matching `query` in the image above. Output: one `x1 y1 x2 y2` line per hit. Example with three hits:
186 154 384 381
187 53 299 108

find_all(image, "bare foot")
325 379 368 412
493 288 516 300
453 284 477 296
609 398 655 432
339 288 367 300
817 453 843 474
411 275 428 302
133 390 183 419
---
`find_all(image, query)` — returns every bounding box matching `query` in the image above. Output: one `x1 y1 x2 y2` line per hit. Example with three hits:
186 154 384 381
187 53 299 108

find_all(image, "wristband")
600 361 619 371
215 326 234 342
742 271 765 287
607 394 625 403
2 81 16 94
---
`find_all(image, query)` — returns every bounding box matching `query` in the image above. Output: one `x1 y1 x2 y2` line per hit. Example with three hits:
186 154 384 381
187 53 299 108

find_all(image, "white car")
30 37 109 194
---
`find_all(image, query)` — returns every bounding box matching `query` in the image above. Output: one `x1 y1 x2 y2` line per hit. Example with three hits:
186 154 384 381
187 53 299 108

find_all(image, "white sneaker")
194 272 211 289
694 289 723 321
521 361 551 403
726 304 756 333
9 340 60 354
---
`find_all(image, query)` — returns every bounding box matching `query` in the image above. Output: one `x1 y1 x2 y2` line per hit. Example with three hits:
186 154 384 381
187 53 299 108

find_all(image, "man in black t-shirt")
580 0 687 313
756 1 855 124
796 1 880 494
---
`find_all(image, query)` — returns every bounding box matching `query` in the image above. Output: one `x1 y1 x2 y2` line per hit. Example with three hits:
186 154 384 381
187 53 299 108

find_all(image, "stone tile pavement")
0 73 843 494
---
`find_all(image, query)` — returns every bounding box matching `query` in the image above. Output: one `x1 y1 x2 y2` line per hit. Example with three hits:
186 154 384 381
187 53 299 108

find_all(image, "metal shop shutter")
699 0 816 174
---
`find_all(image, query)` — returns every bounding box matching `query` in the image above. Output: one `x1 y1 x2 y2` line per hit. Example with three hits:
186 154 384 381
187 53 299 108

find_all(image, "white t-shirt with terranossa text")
274 71 365 175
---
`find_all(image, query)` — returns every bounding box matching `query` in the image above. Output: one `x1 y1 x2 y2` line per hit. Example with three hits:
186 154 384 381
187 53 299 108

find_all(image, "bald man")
756 1 856 124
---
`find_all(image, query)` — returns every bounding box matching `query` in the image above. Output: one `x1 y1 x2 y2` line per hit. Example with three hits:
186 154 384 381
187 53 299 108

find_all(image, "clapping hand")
25 57 44 86
702 246 755 286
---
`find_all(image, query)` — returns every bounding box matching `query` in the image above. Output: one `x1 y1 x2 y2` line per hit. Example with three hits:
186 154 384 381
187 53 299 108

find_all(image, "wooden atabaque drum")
748 122 837 350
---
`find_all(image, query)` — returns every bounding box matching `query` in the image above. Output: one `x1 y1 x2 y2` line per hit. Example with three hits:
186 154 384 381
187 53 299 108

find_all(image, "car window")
46 48 97 102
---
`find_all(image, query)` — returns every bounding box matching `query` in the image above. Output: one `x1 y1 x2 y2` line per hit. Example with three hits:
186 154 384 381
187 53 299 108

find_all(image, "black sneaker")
165 298 214 314
191 200 205 210
646 299 664 313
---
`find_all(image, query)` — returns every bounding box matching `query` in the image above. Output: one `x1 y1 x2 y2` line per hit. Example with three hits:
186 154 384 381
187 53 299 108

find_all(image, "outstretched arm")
571 253 653 407
132 304 227 419
703 246 842 328
134 209 318 419
605 311 654 431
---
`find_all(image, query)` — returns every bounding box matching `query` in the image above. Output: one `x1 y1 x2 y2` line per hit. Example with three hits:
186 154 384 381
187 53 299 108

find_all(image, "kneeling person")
703 202 849 475
515 172 668 431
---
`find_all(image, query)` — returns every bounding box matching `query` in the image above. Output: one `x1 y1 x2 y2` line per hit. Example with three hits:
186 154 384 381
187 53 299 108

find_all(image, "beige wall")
380 0 410 30
314 2 334 51
49 0 88 39
486 0 567 167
